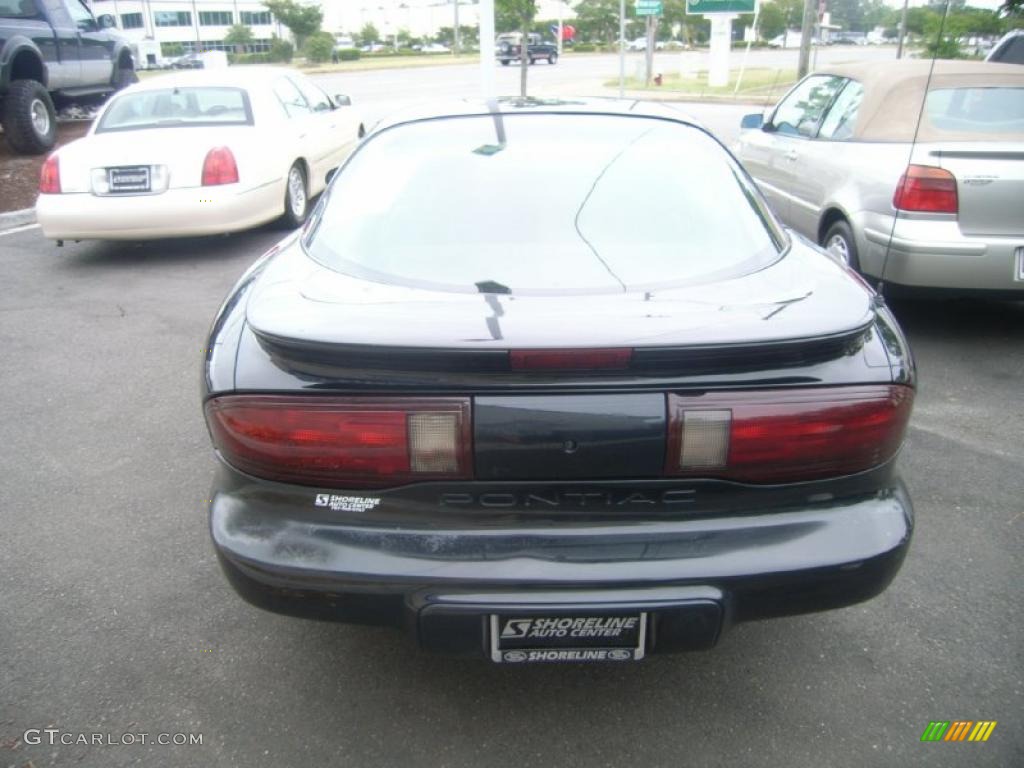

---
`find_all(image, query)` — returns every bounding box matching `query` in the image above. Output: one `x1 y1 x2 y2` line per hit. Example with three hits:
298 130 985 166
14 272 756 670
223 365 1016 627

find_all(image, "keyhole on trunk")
562 439 579 454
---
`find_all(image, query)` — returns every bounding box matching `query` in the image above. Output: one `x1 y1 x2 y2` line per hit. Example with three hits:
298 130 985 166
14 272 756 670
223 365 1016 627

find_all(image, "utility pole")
618 0 625 98
453 0 460 54
797 0 815 78
896 0 909 59
557 0 563 57
644 14 654 87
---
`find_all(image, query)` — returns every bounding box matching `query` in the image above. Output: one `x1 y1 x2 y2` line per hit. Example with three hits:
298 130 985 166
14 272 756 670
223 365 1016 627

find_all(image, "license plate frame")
489 612 647 663
108 166 151 194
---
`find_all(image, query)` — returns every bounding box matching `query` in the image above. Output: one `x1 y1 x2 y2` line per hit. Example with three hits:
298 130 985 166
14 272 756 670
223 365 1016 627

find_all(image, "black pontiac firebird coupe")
201 99 915 664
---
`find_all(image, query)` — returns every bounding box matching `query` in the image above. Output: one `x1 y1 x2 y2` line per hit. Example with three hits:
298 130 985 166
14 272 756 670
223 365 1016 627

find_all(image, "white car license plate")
489 613 647 663
108 166 151 194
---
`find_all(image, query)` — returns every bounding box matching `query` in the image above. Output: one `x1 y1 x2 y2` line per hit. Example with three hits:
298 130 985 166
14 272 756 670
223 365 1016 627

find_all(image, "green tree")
757 2 787 39
358 22 380 46
263 0 323 49
304 30 335 63
223 24 254 54
572 0 620 43
497 0 538 97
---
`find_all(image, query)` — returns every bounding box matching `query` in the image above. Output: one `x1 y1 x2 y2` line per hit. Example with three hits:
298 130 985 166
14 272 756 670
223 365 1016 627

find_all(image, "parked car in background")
986 29 1024 65
0 0 135 154
733 61 1024 294
768 31 802 49
36 67 364 240
497 32 558 65
171 50 228 70
201 98 916 664
421 42 451 53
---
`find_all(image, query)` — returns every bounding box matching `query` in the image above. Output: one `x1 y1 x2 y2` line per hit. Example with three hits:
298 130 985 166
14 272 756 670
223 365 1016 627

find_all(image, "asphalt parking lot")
1 219 1020 768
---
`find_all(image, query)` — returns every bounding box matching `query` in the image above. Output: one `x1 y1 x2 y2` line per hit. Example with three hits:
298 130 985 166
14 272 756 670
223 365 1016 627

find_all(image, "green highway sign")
686 0 757 14
635 0 663 15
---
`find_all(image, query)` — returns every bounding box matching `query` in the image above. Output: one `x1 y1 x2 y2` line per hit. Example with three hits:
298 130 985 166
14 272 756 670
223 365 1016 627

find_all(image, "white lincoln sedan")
36 67 364 241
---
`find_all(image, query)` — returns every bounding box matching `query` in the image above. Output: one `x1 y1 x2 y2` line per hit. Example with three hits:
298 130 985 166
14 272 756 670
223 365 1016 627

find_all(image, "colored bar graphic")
922 720 997 742
944 721 972 741
921 722 949 742
968 721 997 742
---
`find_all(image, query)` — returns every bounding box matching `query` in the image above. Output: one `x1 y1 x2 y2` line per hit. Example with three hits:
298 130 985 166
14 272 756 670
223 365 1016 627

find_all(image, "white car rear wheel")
278 163 309 229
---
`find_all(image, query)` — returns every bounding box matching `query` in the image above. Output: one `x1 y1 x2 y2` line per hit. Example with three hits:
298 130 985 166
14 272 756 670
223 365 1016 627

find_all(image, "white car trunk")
56 126 266 194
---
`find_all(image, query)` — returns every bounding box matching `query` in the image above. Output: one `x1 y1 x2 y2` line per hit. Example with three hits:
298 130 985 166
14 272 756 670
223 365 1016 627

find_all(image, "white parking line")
0 223 41 237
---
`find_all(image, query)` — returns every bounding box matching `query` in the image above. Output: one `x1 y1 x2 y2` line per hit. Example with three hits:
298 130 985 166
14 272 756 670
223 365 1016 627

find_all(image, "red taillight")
893 165 957 214
204 396 471 487
201 147 239 186
510 348 632 370
667 386 914 483
39 154 60 194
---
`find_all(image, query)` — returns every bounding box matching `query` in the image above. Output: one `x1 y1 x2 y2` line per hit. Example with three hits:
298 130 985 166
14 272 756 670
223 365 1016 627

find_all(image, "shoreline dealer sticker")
314 494 380 513
490 614 647 663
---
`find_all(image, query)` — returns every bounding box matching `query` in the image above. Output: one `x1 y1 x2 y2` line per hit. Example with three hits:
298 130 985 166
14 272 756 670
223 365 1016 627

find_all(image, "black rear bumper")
210 475 912 659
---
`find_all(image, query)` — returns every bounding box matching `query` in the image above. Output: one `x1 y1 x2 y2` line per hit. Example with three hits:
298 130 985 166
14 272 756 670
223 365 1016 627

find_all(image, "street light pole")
619 0 625 98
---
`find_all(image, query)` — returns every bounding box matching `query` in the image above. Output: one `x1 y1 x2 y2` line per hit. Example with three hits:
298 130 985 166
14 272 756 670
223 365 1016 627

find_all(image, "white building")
88 0 285 57
321 1 575 40
86 0 576 60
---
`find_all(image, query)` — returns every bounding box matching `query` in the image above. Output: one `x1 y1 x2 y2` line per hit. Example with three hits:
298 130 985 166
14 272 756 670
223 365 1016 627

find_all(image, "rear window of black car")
304 113 785 295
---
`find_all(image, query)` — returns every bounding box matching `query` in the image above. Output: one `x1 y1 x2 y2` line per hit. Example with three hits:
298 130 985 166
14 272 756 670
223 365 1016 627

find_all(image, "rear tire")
822 219 861 273
277 163 308 229
1 80 57 155
113 65 138 91
548 53 558 64
500 59 510 66
528 56 536 65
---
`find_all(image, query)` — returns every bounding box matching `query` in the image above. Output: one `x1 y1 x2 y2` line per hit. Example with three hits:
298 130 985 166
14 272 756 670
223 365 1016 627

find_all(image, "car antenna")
876 0 951 299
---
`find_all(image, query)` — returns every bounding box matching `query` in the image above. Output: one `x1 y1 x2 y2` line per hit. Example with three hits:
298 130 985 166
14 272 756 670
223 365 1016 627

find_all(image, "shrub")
334 47 361 61
304 31 335 63
572 43 596 52
269 36 294 63
228 52 272 65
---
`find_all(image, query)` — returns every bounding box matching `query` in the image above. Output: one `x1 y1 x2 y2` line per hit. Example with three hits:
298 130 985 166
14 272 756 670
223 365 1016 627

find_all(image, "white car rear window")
96 87 253 132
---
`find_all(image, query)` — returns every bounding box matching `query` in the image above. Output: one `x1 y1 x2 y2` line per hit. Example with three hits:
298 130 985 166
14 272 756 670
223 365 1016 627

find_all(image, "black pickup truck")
497 33 558 66
1 0 134 154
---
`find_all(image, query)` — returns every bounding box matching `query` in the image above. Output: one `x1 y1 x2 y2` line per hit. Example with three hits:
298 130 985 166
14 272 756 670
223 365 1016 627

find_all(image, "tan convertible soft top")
811 60 1024 142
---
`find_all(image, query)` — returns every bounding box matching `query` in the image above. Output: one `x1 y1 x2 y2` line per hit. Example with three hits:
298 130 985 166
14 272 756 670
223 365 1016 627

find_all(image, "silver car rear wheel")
822 219 861 273
826 233 850 265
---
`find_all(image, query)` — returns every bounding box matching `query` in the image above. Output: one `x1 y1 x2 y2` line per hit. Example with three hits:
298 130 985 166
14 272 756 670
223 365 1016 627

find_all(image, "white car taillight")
202 147 239 186
39 154 60 194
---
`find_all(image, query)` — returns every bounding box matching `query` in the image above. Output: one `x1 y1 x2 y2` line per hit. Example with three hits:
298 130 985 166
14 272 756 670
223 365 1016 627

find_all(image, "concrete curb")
0 207 36 231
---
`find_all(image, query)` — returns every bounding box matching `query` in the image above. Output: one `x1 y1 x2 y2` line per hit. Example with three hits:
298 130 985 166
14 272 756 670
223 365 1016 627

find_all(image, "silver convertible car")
733 61 1024 294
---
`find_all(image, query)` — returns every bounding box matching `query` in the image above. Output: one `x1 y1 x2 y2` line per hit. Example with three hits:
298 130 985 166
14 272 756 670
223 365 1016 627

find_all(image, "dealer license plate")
489 613 647 663
108 166 151 194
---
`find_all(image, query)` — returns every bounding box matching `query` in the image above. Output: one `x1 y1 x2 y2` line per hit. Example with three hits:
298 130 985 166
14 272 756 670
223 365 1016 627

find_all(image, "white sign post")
706 15 734 88
687 0 757 90
479 0 496 100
